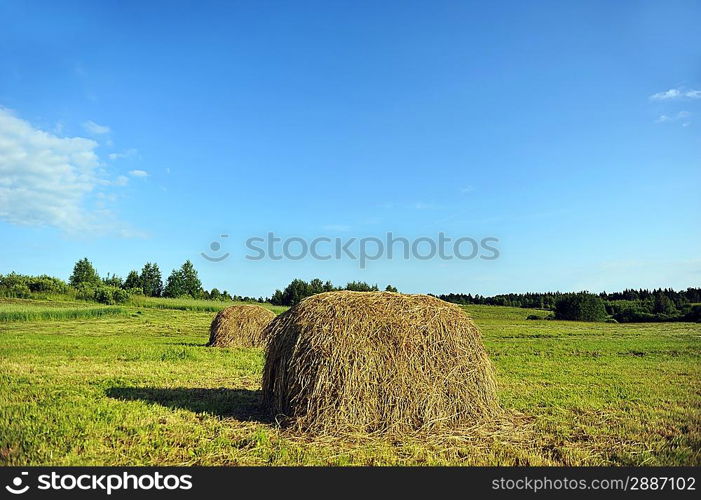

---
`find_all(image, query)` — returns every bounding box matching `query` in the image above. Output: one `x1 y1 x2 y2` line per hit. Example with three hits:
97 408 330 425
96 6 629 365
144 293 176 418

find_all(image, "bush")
93 286 130 305
3 283 32 299
75 283 97 301
93 286 114 305
76 284 130 304
555 293 608 322
683 305 701 323
526 314 542 320
26 275 70 294
112 288 130 304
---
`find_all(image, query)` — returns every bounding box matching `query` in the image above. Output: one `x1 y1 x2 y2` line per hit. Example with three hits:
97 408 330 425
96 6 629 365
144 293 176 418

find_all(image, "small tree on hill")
102 273 123 288
164 260 202 298
123 270 141 290
140 262 163 297
180 260 202 298
69 258 101 287
164 269 185 297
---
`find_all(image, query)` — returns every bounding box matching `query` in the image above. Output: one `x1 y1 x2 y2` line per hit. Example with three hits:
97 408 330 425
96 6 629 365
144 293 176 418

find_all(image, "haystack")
262 291 499 435
207 305 276 348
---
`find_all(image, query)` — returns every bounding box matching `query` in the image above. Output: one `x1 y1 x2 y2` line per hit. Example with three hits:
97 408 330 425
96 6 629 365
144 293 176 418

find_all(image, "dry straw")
208 305 276 348
262 291 500 435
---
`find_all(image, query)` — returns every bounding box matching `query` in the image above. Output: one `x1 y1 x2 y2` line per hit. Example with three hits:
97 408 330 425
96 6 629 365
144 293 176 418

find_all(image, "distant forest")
1 257 699 324
438 288 701 323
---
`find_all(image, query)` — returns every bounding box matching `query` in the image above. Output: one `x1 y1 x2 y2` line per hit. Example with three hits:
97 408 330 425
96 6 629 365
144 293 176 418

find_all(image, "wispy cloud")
111 175 129 186
108 148 138 161
656 111 691 126
128 169 148 178
460 185 475 194
649 88 701 101
82 120 111 135
0 108 136 236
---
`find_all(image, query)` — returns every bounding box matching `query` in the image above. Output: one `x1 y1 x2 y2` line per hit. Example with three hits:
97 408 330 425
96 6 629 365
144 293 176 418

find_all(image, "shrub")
77 284 130 304
555 293 608 322
26 275 70 294
75 283 97 301
3 283 32 299
112 288 130 304
684 305 701 323
93 286 115 305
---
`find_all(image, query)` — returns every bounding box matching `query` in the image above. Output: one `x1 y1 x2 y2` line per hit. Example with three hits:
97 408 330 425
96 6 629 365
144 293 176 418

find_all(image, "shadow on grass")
106 387 272 423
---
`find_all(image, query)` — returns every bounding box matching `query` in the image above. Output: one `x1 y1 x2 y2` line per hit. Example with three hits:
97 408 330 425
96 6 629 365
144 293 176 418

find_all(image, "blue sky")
1 0 699 297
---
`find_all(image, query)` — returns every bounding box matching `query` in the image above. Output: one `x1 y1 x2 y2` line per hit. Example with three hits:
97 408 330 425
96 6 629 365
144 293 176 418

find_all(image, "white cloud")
656 111 691 126
649 88 701 101
112 175 129 186
0 108 134 235
108 148 138 161
128 169 148 178
82 120 111 135
460 185 475 194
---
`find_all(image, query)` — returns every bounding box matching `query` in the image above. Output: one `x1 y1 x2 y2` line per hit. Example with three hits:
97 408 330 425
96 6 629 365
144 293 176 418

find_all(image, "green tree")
270 289 285 305
555 293 608 322
180 260 202 298
69 258 101 287
123 270 141 290
140 262 163 297
163 269 185 298
345 281 379 292
164 260 202 298
282 279 311 305
309 278 326 295
385 284 398 293
652 292 677 316
102 273 123 288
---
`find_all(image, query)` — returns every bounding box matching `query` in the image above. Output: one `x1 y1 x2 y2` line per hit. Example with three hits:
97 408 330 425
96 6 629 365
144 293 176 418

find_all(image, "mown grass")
0 298 699 465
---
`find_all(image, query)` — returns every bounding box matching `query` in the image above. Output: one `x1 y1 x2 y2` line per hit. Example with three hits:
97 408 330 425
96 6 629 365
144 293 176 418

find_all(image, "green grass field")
0 297 699 465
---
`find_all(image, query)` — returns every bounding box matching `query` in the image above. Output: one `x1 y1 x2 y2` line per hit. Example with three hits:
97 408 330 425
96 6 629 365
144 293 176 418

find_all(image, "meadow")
0 296 699 466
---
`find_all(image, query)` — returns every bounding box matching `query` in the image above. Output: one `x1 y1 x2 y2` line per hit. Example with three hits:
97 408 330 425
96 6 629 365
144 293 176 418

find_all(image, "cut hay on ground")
262 291 500 435
207 305 276 348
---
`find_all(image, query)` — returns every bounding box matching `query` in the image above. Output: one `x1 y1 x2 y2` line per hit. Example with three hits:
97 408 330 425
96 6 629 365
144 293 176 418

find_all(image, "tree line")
269 278 397 306
1 258 698 322
438 288 701 323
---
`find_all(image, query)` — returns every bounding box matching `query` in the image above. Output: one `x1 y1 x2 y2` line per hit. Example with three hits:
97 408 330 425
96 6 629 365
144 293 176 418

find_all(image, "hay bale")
208 305 276 348
262 291 499 435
